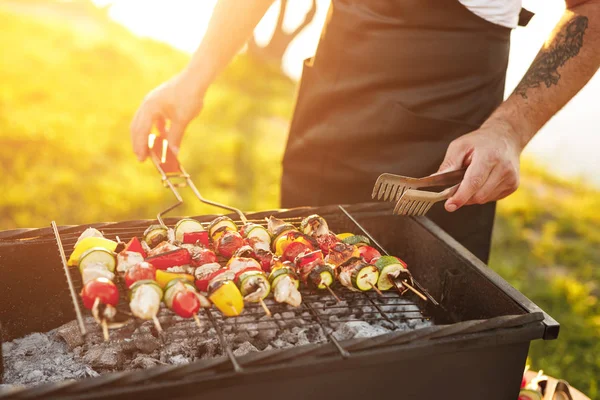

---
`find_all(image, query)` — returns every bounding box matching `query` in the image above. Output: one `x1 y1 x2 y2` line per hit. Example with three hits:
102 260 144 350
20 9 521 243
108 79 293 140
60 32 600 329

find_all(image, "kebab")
339 234 425 299
338 257 380 293
163 278 211 327
124 261 164 332
205 268 244 316
294 250 340 301
71 231 121 340
298 214 339 255
209 216 245 259
227 257 272 316
373 256 425 300
267 260 302 307
240 222 271 252
240 223 275 272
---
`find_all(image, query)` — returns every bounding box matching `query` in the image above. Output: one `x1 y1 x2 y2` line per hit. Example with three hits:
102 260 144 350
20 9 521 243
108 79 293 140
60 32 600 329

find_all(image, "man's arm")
131 0 274 161
439 0 600 211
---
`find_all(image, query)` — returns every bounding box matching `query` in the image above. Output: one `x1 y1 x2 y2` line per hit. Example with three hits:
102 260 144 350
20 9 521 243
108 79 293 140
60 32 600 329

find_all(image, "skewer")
400 280 427 301
152 315 163 333
324 284 341 302
390 278 408 296
193 314 203 329
101 319 109 341
368 282 383 296
258 298 272 317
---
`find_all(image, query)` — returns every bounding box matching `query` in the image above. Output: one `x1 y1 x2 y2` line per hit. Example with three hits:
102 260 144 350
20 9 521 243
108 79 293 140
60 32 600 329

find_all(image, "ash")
2 292 431 386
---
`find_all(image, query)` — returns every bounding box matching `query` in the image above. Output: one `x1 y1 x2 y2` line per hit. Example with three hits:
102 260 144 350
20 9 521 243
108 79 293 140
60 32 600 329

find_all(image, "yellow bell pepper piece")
209 281 244 317
336 232 354 240
155 269 194 289
68 237 118 266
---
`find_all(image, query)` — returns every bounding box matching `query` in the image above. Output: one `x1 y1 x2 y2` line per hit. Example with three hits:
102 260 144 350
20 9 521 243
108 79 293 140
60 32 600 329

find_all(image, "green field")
0 1 598 396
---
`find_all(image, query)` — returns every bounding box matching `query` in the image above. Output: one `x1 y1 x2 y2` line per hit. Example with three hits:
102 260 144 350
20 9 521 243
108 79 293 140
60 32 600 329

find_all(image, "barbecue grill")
0 201 558 400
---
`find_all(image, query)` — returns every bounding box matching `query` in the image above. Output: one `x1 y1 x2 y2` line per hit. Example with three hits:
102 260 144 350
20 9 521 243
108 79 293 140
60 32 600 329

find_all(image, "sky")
92 0 599 186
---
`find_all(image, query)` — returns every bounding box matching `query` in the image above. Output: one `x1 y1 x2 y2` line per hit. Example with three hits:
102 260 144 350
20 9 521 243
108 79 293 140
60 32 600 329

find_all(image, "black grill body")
0 203 558 400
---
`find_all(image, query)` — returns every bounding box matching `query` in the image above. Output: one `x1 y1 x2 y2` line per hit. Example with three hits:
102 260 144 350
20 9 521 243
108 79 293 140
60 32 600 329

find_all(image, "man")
131 0 599 263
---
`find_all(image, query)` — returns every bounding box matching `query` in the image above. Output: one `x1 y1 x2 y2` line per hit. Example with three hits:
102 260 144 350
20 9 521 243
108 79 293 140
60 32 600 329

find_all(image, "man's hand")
130 69 205 161
437 119 523 212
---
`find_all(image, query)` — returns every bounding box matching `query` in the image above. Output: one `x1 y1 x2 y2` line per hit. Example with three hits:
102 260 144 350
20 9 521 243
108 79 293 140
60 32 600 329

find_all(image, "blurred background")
0 0 598 395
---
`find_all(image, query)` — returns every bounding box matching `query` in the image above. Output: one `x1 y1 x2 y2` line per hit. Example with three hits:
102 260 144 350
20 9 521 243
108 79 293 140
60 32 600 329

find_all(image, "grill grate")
53 209 434 373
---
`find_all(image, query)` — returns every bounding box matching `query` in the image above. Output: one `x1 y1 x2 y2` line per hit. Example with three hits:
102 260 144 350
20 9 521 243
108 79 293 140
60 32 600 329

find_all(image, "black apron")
281 0 513 263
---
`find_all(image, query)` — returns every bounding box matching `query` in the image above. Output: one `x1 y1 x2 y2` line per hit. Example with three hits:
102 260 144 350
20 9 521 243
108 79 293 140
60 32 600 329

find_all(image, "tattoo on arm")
515 16 589 99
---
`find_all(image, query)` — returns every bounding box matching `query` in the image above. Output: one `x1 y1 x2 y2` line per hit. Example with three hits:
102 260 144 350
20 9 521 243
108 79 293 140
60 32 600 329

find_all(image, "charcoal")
168 354 190 365
251 339 270 351
10 333 50 357
232 331 252 344
2 284 433 386
83 345 125 370
233 342 259 357
280 311 296 320
333 321 390 341
256 320 278 343
278 331 299 344
131 355 161 369
296 329 311 346
132 331 161 354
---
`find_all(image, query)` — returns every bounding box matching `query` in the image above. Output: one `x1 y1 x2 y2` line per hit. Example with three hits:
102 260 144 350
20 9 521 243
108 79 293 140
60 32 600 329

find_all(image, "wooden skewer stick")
258 298 272 317
401 280 428 301
324 284 341 303
152 315 163 333
389 276 408 296
101 319 109 342
193 314 202 329
391 279 407 296
368 282 383 296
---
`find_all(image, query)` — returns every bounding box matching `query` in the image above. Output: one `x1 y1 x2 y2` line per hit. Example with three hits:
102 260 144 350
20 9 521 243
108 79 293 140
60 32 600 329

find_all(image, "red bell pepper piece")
146 248 191 270
183 231 210 247
124 236 146 258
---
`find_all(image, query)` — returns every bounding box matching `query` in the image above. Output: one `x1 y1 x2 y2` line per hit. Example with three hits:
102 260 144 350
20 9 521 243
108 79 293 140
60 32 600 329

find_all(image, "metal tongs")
372 167 467 216
148 134 248 225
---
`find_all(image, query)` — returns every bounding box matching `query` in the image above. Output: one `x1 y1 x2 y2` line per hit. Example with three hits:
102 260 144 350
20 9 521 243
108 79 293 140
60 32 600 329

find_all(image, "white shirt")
459 0 523 28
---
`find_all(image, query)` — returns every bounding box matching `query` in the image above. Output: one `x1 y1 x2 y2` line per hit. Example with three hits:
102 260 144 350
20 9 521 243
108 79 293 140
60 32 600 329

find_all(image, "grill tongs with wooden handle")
147 134 248 225
372 167 467 216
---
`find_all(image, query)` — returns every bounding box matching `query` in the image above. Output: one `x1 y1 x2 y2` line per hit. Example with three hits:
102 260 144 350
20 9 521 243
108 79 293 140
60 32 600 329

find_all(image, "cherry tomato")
81 278 119 309
171 290 200 318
